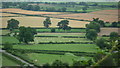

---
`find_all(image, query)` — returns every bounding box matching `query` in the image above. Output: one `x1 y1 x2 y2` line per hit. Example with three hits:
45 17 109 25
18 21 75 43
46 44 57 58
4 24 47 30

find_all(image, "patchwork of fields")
44 10 118 23
2 16 89 28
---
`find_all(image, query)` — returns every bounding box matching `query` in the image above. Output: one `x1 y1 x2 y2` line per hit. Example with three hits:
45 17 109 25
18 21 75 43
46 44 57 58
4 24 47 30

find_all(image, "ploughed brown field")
1 16 89 28
98 28 120 36
0 8 66 15
44 10 118 23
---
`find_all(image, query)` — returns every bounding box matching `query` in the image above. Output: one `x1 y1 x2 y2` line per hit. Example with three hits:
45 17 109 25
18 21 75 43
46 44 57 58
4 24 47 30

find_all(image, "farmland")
0 8 66 15
44 9 118 23
2 16 89 28
2 53 21 66
1 1 119 67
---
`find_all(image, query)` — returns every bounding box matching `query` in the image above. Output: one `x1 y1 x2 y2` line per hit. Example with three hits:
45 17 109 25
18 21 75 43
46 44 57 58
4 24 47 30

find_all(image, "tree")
57 20 70 31
82 6 87 12
96 38 109 49
86 29 98 40
43 17 51 28
61 7 67 12
4 42 13 50
27 5 34 10
86 22 100 33
110 32 119 42
43 63 51 68
7 19 19 29
18 26 37 44
111 22 118 27
51 60 69 68
51 28 56 32
34 5 40 11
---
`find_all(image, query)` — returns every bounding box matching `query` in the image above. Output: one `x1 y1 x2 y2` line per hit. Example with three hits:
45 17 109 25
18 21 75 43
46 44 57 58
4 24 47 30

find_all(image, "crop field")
0 13 24 17
0 8 66 15
0 36 19 44
13 44 99 53
2 16 89 28
98 28 120 36
23 53 92 65
44 10 118 22
36 33 85 37
34 37 92 43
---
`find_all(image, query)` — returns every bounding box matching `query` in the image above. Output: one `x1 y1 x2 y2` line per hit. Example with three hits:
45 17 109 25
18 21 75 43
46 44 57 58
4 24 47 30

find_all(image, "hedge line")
12 49 96 57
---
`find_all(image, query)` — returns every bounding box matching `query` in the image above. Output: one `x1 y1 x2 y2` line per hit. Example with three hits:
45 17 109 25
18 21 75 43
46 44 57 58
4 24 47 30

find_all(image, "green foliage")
86 22 100 33
7 19 19 29
86 29 98 40
110 32 119 42
57 20 71 31
18 26 37 44
52 60 69 67
43 17 52 28
51 28 56 32
96 38 109 49
99 55 115 66
4 42 13 50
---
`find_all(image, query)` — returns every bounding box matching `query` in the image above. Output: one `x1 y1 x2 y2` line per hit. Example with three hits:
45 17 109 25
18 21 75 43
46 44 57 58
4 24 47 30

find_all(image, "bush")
51 28 56 32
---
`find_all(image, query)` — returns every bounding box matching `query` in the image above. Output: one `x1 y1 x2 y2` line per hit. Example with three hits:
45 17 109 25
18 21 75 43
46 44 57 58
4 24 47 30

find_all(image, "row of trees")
93 18 120 27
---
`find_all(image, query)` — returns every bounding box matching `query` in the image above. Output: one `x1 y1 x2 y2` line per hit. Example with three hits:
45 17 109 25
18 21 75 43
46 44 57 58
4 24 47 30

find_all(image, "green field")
2 54 21 66
36 28 86 33
13 44 100 53
0 36 19 44
24 53 92 65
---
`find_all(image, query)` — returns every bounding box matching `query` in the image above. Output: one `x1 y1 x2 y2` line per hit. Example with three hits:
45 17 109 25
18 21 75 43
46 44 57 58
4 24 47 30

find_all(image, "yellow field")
0 8 65 15
0 13 24 17
1 16 89 28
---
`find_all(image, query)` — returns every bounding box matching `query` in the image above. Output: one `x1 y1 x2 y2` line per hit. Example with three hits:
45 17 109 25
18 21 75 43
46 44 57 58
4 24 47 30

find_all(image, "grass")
13 44 100 53
2 53 21 66
36 33 85 37
25 53 92 65
0 36 19 44
34 37 92 43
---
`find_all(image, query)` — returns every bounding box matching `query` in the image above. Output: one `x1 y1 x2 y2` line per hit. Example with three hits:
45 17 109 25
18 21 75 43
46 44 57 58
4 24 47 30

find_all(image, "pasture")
13 44 99 53
2 53 21 66
24 53 92 65
0 36 19 44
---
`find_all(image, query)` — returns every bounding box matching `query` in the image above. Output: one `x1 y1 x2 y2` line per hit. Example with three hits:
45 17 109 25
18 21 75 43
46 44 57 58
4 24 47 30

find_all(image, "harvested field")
98 28 120 36
0 8 65 15
44 10 118 22
0 13 24 17
1 16 89 28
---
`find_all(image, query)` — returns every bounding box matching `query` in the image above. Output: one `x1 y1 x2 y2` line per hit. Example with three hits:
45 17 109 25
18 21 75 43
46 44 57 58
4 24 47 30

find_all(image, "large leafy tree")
86 21 100 33
96 38 109 49
7 19 19 29
18 26 37 44
43 17 51 28
110 32 119 42
57 20 71 31
86 29 98 40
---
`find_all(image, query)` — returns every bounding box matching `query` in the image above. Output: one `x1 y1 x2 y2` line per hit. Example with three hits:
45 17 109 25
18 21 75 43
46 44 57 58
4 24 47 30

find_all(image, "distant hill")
1 0 119 2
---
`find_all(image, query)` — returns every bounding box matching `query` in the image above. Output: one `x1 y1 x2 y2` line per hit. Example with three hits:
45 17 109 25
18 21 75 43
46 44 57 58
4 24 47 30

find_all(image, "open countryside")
1 1 120 67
